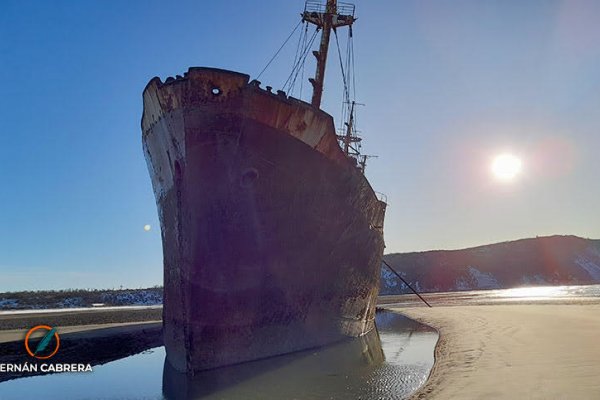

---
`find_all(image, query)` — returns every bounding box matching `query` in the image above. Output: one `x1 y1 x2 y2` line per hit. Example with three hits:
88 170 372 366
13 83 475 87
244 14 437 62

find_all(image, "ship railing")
304 1 355 17
375 191 388 204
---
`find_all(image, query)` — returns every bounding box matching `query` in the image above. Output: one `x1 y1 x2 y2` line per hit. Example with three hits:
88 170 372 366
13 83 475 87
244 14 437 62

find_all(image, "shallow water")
0 311 438 400
384 283 600 307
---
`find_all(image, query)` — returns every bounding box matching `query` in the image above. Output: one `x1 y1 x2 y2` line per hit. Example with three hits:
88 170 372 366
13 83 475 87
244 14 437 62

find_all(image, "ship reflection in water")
0 311 437 400
163 311 437 400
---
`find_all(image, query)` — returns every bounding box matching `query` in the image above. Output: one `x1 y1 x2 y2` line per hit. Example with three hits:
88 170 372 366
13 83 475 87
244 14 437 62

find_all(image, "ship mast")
303 1 355 109
342 101 359 154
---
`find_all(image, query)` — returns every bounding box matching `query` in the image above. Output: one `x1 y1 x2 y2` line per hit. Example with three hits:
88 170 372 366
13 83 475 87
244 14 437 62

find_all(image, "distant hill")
380 235 600 295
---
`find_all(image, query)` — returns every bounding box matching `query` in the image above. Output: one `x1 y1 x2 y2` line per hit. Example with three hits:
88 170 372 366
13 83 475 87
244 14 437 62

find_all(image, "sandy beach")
395 303 600 399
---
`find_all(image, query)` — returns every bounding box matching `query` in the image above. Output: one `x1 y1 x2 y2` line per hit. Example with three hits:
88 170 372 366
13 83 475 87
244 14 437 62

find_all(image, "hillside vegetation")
0 287 163 310
381 235 600 295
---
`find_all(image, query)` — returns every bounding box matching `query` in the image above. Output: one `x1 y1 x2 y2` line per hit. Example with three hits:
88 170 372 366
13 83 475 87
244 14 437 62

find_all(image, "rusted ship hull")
142 67 386 373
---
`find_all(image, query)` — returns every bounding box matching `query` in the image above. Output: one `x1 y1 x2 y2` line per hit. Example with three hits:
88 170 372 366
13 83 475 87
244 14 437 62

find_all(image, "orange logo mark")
24 325 60 360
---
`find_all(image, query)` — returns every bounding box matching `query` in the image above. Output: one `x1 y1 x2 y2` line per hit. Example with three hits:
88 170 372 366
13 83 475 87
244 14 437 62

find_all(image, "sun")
143 224 151 232
491 153 522 181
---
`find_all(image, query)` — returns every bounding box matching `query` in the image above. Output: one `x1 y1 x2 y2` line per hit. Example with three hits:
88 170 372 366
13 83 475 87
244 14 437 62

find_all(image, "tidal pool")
0 311 437 400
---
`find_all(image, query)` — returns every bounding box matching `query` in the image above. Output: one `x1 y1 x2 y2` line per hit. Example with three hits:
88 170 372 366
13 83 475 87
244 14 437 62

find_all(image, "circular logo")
24 325 60 360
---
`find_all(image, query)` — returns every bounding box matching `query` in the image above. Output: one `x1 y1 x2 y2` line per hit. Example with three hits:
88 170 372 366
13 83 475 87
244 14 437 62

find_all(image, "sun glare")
500 286 563 298
491 153 522 181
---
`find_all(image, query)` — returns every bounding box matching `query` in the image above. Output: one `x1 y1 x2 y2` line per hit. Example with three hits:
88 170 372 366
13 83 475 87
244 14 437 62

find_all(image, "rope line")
282 27 319 92
381 259 432 308
286 31 315 94
256 20 303 80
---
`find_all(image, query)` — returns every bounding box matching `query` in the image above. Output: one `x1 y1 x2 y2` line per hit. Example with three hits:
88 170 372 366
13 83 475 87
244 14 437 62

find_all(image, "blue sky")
1 0 599 291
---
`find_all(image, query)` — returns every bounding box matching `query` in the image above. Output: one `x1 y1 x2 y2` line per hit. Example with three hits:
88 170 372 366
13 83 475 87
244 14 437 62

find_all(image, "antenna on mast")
337 100 362 154
302 1 355 109
304 2 373 174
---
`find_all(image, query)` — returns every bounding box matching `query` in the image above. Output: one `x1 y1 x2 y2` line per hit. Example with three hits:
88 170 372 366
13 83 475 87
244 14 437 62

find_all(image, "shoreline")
8 300 600 398
0 320 162 344
0 306 162 332
393 302 600 399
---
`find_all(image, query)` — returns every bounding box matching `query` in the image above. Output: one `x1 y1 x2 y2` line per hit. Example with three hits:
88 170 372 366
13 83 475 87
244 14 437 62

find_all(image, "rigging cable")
288 21 308 98
350 26 356 102
282 27 320 93
283 28 319 92
334 27 356 147
382 259 432 308
287 30 314 95
347 26 358 152
291 22 305 72
298 22 309 99
334 29 350 108
256 20 303 80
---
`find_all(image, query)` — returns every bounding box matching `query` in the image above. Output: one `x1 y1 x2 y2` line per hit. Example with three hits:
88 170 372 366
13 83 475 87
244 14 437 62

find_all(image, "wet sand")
0 306 162 332
395 303 600 399
0 321 161 344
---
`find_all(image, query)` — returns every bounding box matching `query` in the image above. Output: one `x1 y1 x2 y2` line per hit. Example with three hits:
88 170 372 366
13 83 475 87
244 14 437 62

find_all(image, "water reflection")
494 285 564 299
383 283 600 307
0 311 437 400
163 329 383 399
163 311 437 400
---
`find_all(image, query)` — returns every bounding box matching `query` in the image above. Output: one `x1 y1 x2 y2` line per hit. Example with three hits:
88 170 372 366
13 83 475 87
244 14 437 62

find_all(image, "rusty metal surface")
142 67 386 373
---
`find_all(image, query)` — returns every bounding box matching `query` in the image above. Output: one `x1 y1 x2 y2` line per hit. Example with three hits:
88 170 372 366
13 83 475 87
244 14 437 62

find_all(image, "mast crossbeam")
302 1 355 109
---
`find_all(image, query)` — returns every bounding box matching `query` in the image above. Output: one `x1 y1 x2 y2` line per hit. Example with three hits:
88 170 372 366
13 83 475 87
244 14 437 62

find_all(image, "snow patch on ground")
466 266 501 289
453 266 501 290
414 281 422 292
101 290 162 306
59 297 85 308
381 268 400 288
0 299 18 309
380 267 412 293
575 257 600 281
